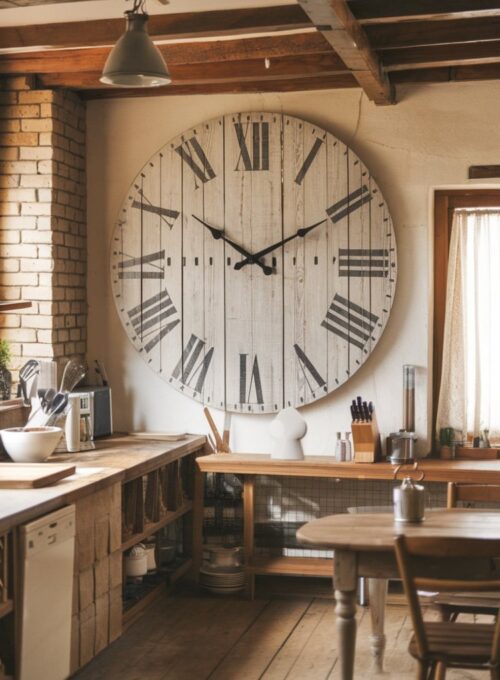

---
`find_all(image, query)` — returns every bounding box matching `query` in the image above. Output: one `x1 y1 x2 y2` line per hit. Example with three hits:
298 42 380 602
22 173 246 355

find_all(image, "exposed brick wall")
0 76 86 382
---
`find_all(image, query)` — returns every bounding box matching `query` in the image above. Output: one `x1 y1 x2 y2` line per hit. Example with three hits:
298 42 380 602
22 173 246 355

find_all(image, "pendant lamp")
100 0 171 88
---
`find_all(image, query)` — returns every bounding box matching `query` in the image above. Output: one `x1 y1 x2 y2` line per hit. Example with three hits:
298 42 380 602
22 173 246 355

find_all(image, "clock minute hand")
192 215 272 275
234 218 327 271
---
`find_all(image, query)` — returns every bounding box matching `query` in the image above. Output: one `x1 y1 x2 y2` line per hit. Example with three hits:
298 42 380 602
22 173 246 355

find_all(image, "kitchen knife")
350 404 357 422
368 402 374 421
362 401 370 422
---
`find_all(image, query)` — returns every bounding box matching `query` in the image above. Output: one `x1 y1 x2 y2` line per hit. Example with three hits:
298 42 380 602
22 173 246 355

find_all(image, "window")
434 190 500 445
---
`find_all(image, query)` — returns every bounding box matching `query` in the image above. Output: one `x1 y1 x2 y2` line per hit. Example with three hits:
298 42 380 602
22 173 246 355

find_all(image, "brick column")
0 76 86 380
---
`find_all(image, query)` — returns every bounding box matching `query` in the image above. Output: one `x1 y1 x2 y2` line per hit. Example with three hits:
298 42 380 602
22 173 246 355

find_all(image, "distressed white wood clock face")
110 113 397 413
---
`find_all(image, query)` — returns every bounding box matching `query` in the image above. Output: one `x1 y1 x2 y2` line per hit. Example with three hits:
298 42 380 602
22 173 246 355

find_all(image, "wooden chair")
433 483 500 621
395 534 500 679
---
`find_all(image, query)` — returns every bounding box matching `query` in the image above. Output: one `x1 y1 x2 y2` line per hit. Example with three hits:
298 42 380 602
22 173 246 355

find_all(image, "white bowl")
1 426 63 462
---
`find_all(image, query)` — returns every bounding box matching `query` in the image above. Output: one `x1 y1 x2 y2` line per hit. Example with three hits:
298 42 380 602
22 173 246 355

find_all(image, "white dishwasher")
19 505 76 680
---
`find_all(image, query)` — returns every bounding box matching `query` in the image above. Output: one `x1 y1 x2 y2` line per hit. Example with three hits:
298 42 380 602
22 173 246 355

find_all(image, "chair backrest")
394 534 500 661
447 482 500 508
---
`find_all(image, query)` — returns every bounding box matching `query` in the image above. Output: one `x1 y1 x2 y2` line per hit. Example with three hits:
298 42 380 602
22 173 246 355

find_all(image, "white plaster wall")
86 81 500 454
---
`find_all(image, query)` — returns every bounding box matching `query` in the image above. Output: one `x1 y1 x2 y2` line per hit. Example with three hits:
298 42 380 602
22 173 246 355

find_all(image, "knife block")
352 415 382 463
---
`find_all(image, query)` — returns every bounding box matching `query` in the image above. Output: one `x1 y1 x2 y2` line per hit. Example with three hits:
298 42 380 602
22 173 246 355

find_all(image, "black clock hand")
192 215 273 275
234 218 327 271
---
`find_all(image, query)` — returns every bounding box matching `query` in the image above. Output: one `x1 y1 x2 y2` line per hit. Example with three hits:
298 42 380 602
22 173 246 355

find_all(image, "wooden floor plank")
73 594 488 680
207 599 312 680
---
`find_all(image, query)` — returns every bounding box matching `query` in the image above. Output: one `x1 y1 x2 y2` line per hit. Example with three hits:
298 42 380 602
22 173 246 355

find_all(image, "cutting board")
0 463 76 488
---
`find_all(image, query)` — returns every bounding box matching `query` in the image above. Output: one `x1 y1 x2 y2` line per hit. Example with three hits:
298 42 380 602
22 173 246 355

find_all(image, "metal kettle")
393 463 425 523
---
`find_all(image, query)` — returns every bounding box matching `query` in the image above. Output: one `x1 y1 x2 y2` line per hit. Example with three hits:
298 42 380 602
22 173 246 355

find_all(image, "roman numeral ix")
338 249 390 278
293 344 327 399
321 294 379 351
171 334 214 395
239 354 264 405
127 289 179 353
326 185 372 223
118 250 164 280
234 121 269 171
175 136 216 188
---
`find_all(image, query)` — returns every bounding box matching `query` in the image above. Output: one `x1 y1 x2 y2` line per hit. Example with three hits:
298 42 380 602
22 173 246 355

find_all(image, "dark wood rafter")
383 41 500 71
391 62 500 84
367 17 500 51
81 74 358 101
0 5 311 50
298 0 394 105
0 33 334 75
349 0 500 24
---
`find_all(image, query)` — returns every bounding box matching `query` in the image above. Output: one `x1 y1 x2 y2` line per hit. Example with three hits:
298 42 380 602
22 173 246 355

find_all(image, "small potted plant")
0 340 12 400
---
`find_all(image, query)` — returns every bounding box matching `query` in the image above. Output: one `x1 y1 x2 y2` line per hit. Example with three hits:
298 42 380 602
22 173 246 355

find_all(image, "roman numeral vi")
321 294 379 351
239 354 264 405
293 344 327 400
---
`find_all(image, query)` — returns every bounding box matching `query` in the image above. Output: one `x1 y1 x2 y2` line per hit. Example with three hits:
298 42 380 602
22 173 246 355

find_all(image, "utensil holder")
351 415 382 463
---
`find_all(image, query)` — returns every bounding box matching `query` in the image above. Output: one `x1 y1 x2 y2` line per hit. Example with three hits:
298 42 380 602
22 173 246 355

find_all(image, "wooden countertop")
196 453 500 484
0 434 206 533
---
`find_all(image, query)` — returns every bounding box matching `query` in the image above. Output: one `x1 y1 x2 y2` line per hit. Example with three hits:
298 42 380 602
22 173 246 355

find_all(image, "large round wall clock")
110 112 397 414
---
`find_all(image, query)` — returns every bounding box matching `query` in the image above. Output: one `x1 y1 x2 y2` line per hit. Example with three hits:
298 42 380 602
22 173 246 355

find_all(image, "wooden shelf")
122 559 193 631
0 599 13 620
248 556 332 578
121 501 193 551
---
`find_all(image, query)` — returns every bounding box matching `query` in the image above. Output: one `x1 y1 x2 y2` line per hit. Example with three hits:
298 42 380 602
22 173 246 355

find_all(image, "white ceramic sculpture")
269 407 307 460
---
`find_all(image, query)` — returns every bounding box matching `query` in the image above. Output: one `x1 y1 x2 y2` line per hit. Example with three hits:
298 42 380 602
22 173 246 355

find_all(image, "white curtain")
436 209 500 440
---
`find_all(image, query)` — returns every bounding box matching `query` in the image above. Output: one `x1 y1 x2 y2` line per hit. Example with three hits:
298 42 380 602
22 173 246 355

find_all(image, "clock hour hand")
192 215 273 275
234 218 327 271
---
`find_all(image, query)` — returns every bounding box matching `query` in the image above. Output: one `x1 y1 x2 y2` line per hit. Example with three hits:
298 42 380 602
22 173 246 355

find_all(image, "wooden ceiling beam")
37 53 349 89
298 0 393 104
391 62 500 83
367 17 500 50
80 73 358 100
350 0 500 24
383 41 500 71
0 5 312 50
0 32 335 75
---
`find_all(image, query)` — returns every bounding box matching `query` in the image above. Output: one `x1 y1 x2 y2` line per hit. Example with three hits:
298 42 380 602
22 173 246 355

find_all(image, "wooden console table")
195 454 500 597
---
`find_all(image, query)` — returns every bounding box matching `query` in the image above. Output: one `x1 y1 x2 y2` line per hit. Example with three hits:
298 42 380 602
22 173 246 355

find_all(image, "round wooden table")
297 509 500 680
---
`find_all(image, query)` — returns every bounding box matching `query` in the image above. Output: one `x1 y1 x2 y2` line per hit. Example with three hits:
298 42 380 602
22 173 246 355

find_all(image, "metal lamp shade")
100 12 171 88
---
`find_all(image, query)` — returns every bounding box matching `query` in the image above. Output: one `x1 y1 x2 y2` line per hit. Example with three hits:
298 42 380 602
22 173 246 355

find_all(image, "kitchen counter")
0 434 206 534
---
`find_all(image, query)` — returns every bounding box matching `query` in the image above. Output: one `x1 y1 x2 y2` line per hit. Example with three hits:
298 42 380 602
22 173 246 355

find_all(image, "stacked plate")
199 564 245 594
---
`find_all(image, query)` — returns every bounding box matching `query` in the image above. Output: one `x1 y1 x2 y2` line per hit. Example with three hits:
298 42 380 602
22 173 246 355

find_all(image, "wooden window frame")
433 189 500 448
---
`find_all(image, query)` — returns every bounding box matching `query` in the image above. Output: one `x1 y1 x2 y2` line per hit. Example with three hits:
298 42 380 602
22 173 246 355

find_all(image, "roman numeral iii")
321 294 379 351
127 289 179 353
234 122 269 171
239 354 264 405
171 334 214 395
293 344 327 399
338 249 390 278
175 136 216 187
118 250 164 279
326 185 372 223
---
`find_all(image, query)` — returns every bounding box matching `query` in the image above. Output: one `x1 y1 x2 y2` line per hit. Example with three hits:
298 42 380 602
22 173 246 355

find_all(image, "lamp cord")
130 0 146 14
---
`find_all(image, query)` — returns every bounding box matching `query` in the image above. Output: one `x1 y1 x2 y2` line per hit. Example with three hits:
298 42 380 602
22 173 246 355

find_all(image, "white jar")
125 544 147 577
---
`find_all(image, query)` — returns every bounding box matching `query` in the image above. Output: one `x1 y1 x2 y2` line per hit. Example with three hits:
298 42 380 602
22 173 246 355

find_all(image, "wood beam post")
298 0 394 105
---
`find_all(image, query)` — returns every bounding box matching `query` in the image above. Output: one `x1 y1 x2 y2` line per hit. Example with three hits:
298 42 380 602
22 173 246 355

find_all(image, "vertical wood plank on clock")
283 115 306 408
283 118 329 408
224 112 283 413
346 152 371 373
201 118 225 409
178 121 224 406
326 137 350 390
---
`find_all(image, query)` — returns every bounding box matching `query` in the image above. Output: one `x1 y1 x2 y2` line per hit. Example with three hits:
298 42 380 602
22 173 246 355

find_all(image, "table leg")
368 578 387 673
191 462 205 581
243 475 255 599
334 550 358 680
